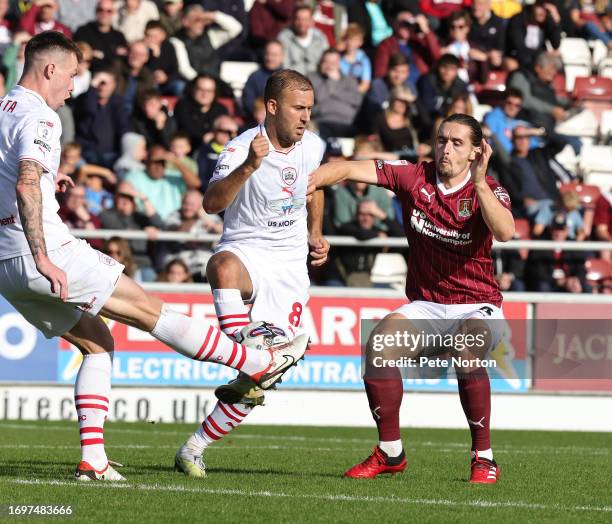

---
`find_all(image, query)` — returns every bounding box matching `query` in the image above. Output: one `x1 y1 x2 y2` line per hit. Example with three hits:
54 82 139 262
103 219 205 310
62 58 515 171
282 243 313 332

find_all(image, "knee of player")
206 253 243 287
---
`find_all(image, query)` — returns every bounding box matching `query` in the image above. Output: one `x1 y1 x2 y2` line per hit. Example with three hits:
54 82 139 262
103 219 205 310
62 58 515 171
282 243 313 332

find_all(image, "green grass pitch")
0 420 611 523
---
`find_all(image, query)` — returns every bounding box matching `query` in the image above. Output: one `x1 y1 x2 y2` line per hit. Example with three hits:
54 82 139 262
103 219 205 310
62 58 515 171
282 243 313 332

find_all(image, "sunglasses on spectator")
147 158 166 165
117 192 135 200
97 8 113 13
513 134 530 139
215 128 237 136
451 23 467 29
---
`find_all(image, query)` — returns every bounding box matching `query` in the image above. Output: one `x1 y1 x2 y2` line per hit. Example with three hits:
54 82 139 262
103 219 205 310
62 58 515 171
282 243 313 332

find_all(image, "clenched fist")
245 125 269 171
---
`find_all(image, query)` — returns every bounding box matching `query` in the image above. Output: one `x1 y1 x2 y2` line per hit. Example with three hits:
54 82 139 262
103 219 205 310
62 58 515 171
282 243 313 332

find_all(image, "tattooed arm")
16 160 68 300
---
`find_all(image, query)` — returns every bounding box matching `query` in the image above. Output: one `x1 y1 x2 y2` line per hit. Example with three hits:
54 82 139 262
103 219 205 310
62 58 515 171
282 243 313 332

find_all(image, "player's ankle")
379 439 403 458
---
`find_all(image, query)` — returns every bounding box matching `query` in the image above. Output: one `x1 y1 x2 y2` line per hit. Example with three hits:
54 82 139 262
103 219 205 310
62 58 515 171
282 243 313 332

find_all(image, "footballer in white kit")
209 124 326 336
0 85 124 336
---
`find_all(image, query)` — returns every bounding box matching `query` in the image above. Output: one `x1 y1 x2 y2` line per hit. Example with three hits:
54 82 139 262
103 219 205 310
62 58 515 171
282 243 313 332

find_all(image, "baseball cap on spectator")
326 138 344 159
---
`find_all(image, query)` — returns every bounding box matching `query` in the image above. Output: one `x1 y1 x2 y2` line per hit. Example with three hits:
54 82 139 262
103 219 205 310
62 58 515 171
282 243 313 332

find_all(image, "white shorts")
0 239 124 338
215 243 310 337
393 300 507 350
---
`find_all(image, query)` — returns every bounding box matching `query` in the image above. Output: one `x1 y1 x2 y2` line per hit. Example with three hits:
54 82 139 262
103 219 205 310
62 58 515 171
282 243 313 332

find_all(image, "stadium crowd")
0 0 610 292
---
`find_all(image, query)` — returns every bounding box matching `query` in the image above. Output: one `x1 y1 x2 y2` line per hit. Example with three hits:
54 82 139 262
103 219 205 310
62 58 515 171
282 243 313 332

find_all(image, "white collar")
14 85 47 106
436 171 471 195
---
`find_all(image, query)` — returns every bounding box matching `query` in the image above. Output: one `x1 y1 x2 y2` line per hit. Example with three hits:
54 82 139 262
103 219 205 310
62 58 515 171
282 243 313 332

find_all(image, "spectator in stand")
416 53 468 136
159 0 183 37
125 144 200 220
144 20 182 96
490 0 522 19
419 0 471 21
196 114 238 191
242 96 266 130
166 132 198 182
114 0 159 44
525 212 591 293
592 190 612 261
56 0 97 34
533 190 586 241
100 180 163 281
334 176 395 232
58 184 104 250
483 88 540 157
19 0 72 38
335 199 404 287
469 0 506 70
73 68 130 169
373 85 420 159
2 31 31 91
171 4 242 79
113 39 156 116
131 88 178 148
241 39 284 118
74 0 128 69
160 189 222 278
366 52 414 114
441 9 489 84
0 0 15 55
310 0 348 47
373 10 440 86
347 0 393 52
339 22 372 93
505 0 562 71
309 49 363 139
201 0 250 61
82 169 115 216
570 0 612 48
503 125 562 218
156 258 193 283
113 132 147 179
278 4 329 76
72 41 93 99
104 236 138 279
248 0 293 53
507 52 579 152
173 74 228 149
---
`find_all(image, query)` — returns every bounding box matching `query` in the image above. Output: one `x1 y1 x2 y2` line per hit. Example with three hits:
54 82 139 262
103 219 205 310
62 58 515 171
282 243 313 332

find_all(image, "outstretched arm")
471 140 515 242
307 189 329 267
16 160 68 300
308 160 378 195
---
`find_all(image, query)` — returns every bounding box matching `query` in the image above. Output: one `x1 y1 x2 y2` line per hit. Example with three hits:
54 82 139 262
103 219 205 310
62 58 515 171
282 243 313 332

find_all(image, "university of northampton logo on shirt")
280 166 297 186
458 198 472 218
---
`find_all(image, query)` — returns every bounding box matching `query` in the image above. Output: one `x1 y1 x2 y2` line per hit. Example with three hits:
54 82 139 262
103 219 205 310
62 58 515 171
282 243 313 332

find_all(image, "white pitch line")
4 479 612 514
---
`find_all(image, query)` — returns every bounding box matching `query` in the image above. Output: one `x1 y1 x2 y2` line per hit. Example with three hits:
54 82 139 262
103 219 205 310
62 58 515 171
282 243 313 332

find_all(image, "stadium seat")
473 103 492 123
564 65 592 92
573 76 612 101
370 253 407 287
579 144 612 177
555 144 579 174
552 73 568 99
336 137 355 158
217 97 237 116
560 38 592 68
161 95 178 115
475 70 507 105
555 108 598 140
220 61 260 100
560 182 601 208
597 57 612 79
591 40 608 70
600 110 612 141
585 258 612 283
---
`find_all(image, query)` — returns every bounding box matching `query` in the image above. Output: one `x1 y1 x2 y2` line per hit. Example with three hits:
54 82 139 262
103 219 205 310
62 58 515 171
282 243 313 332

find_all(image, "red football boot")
469 451 501 484
344 446 406 479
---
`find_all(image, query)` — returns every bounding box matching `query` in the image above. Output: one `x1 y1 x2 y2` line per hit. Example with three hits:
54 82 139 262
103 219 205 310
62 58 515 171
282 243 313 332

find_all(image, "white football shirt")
210 126 325 257
0 85 72 261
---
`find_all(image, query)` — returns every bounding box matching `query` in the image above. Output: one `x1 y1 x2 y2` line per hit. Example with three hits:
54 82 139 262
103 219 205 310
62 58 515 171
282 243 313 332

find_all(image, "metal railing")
72 229 612 252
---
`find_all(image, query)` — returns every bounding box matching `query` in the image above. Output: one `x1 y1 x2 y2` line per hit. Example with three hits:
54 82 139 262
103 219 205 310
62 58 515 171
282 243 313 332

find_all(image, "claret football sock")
75 352 112 470
150 305 270 375
364 377 403 441
379 439 404 458
458 372 492 452
213 289 249 338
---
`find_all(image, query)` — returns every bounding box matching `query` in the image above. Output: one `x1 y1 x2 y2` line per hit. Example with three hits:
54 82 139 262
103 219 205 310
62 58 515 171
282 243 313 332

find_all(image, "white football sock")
75 352 112 470
214 289 250 337
379 439 403 457
150 305 269 375
185 402 253 455
472 448 493 461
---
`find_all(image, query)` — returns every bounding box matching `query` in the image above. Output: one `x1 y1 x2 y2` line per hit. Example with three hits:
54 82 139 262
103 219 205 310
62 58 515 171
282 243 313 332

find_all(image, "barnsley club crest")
280 166 298 186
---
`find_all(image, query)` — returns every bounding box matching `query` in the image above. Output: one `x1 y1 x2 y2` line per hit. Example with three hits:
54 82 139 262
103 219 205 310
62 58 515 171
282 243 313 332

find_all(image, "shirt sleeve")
16 113 60 173
487 178 513 211
375 159 418 195
208 143 249 186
